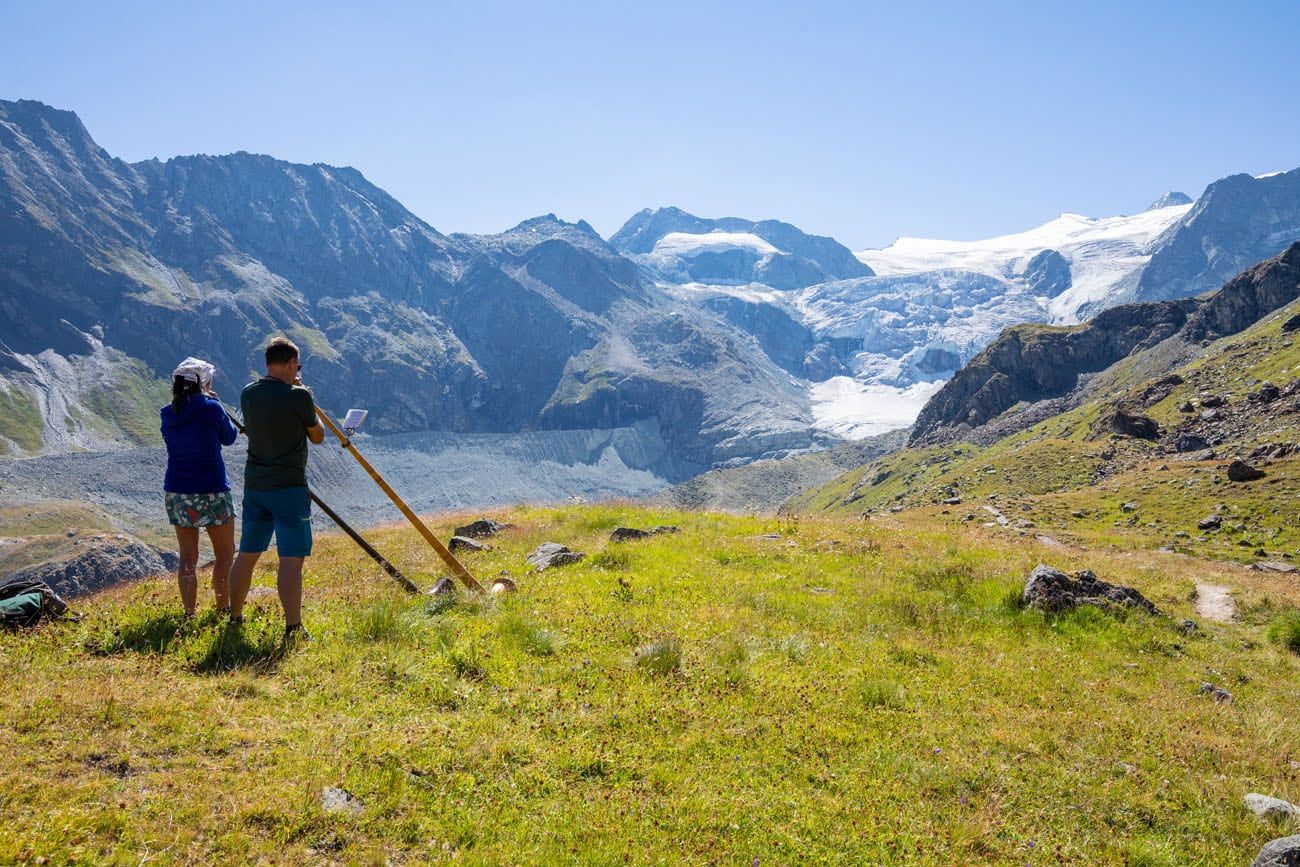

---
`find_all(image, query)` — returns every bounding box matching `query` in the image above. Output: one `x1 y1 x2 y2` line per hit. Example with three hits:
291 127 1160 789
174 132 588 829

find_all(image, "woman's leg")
205 521 235 610
174 526 200 616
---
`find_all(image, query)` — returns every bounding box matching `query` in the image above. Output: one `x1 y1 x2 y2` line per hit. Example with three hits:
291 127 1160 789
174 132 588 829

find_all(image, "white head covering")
172 357 216 391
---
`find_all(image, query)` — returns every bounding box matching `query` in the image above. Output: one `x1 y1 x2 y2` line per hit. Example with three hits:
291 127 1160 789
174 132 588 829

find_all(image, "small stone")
650 526 680 535
321 786 363 815
1178 619 1199 635
1199 682 1234 704
1199 393 1226 408
1122 502 1139 513
1251 835 1300 867
1201 409 1220 422
1245 793 1300 821
448 536 487 553
941 497 962 505
428 577 457 597
1178 401 1196 413
526 542 585 571
1198 515 1222 531
610 527 652 543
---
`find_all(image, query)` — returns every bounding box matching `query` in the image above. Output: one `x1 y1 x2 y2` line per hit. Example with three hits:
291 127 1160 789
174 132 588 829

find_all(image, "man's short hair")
265 337 300 367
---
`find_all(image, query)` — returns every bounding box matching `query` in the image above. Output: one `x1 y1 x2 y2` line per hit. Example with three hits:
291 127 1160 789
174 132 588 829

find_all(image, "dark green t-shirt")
241 378 317 490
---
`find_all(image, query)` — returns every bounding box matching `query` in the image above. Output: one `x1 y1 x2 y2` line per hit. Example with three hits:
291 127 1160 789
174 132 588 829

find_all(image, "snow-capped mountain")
857 198 1194 324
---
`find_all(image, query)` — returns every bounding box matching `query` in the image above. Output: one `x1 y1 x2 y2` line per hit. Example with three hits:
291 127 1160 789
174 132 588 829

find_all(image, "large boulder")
1245 793 1300 821
1106 409 1160 440
1251 835 1300 867
1228 460 1266 482
1175 432 1209 453
1021 564 1161 615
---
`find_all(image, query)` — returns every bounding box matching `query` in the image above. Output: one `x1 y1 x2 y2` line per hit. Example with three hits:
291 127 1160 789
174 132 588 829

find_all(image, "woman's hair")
171 375 202 412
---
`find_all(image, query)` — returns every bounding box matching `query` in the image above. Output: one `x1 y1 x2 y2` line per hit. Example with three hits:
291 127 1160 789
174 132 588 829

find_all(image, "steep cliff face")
1137 169 1300 303
910 242 1300 444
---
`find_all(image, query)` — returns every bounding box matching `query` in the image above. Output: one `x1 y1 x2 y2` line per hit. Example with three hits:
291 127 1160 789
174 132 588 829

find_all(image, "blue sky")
4 0 1298 248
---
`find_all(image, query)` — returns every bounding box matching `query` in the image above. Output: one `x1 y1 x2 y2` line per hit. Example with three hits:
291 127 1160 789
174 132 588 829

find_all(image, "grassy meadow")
2 505 1299 864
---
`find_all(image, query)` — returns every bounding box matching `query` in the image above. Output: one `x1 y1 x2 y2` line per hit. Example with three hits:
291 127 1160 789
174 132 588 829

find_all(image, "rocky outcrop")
5 534 177 598
1021 564 1160 615
911 300 1195 443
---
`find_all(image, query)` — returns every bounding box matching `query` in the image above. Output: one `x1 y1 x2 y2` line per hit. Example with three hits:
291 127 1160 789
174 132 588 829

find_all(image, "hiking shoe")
284 623 312 643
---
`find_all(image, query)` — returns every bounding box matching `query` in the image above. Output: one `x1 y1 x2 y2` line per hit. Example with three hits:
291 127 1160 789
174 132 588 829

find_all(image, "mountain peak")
1147 191 1193 210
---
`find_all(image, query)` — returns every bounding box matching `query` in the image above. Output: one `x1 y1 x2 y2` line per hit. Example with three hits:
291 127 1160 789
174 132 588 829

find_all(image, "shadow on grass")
86 607 288 674
189 621 287 675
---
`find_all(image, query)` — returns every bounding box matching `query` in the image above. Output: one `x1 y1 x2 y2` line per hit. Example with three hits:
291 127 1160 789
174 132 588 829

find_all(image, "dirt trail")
1194 582 1236 622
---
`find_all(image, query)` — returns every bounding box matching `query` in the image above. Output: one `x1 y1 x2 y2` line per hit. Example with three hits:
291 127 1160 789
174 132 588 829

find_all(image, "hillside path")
1194 582 1235 622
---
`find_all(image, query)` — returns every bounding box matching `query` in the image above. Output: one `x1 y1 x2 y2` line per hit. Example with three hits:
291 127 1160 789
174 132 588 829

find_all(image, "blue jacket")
160 395 239 494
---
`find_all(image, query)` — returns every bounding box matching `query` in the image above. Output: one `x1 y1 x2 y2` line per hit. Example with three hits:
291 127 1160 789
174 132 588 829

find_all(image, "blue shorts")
238 487 313 557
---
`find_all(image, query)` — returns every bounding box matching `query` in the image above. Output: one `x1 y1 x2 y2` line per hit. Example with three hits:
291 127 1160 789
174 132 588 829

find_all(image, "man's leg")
174 526 199 616
273 487 313 630
228 551 261 619
230 490 274 620
277 556 304 627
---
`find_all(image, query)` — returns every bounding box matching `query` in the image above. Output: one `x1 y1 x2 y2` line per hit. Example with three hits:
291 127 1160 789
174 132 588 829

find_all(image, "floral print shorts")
165 491 236 527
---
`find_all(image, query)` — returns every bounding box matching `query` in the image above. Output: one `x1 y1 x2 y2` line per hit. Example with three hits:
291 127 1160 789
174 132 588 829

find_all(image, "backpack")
0 577 72 628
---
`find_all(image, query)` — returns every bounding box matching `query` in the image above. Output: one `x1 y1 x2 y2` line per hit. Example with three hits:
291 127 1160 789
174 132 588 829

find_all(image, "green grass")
2 504 1299 864
0 381 45 454
81 356 170 446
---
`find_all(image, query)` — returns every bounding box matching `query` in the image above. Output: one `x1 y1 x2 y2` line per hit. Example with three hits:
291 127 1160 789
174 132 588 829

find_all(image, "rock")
1245 793 1300 821
428 577 457 597
1179 401 1196 413
1071 510 1086 518
1139 373 1184 406
1121 502 1139 513
454 519 510 539
1228 460 1266 482
1253 561 1299 574
1199 393 1227 408
448 536 487 553
1282 314 1300 333
1201 409 1221 422
1178 619 1199 635
1107 410 1160 440
941 496 963 505
526 542 585 571
610 527 652 543
1198 515 1222 531
1251 835 1300 867
1256 382 1282 403
321 786 363 815
1199 682 1234 704
1175 432 1209 453
6 535 173 598
650 525 680 535
1021 564 1161 615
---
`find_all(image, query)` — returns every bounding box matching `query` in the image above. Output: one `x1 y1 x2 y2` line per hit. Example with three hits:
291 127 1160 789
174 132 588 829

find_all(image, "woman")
160 357 239 617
